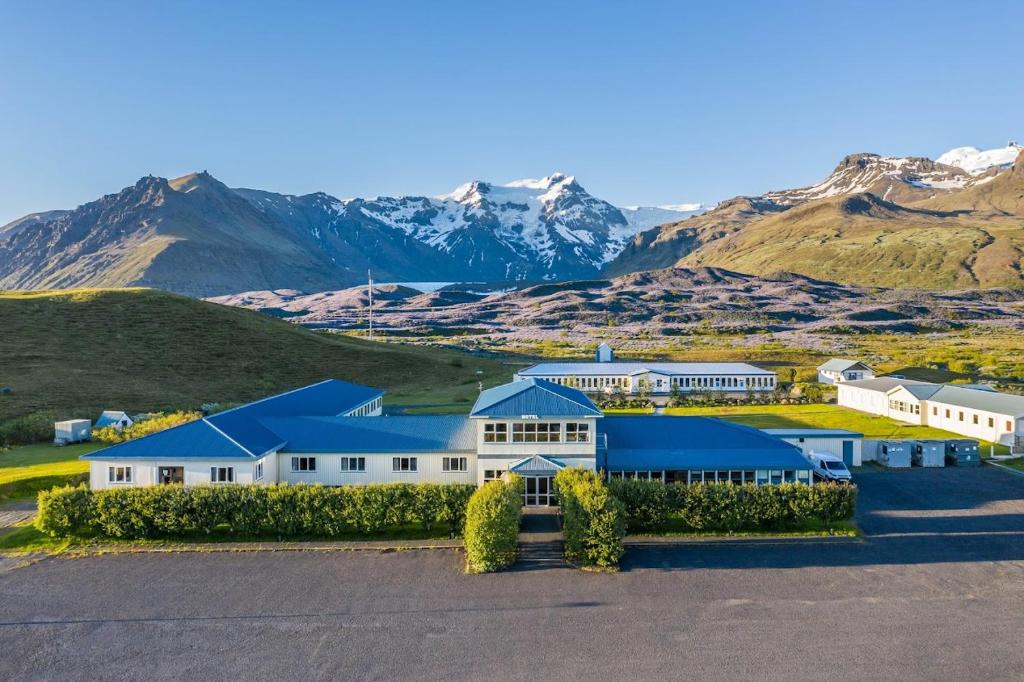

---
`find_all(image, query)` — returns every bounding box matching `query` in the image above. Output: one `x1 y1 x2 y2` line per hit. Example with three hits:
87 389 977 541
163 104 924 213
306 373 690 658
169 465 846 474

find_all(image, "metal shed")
911 440 945 467
54 419 91 444
945 439 981 467
877 440 911 468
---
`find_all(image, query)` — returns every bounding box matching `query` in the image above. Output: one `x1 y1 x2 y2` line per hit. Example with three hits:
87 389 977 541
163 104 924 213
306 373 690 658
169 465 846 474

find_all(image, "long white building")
838 377 1024 451
82 378 815 504
515 345 776 397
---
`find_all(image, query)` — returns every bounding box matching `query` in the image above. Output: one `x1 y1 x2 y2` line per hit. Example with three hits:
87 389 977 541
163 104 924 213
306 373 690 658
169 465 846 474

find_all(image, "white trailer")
54 419 92 444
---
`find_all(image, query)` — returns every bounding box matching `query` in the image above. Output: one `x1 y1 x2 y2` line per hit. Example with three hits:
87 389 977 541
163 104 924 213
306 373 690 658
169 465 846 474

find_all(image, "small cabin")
54 419 92 445
96 410 134 433
817 359 875 385
595 342 614 363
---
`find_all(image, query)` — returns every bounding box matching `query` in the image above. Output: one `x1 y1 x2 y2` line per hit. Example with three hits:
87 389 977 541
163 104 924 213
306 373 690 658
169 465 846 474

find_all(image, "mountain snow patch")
937 142 1022 175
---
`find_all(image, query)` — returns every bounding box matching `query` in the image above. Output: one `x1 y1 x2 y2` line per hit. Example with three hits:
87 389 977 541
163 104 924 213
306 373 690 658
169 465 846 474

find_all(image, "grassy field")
0 442 100 503
0 288 516 441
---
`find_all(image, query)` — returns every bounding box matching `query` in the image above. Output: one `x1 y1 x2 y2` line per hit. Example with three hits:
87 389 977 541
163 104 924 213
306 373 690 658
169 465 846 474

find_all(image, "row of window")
932 405 1012 431
290 456 468 473
483 422 590 443
539 376 775 390
347 397 382 417
608 469 811 485
889 399 921 415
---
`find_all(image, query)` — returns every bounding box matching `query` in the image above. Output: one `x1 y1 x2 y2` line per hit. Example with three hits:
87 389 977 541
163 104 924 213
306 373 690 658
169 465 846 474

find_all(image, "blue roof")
82 379 384 462
260 416 476 453
761 428 863 439
598 416 811 471
470 378 602 418
207 379 383 455
82 419 253 460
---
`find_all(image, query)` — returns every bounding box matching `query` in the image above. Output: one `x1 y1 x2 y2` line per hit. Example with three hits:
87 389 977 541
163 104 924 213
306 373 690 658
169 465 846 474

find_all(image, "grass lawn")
659 403 1009 454
0 442 100 503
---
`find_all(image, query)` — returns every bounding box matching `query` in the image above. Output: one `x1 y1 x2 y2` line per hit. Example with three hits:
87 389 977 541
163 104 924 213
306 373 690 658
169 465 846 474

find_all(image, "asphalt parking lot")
2 466 1024 681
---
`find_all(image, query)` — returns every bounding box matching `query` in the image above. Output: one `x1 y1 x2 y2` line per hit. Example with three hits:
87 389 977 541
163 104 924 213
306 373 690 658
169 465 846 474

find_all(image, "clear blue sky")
1 1 1022 224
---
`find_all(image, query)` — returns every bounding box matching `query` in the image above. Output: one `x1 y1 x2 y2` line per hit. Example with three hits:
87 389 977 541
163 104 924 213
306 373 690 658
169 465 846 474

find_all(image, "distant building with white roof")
817 359 875 385
515 351 777 397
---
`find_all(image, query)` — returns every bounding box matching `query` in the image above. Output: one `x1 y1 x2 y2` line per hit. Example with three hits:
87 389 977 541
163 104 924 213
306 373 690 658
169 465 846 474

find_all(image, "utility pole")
367 269 373 341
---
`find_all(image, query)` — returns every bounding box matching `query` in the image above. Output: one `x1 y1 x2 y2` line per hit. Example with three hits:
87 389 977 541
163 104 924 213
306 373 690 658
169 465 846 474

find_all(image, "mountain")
606 145 1024 289
210 267 1024 339
937 142 1022 175
0 172 700 296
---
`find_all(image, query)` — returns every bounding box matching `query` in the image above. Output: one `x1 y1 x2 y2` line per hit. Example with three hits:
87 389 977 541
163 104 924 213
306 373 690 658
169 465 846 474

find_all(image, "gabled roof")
509 455 567 474
82 419 253 461
82 379 384 462
894 384 943 400
260 416 476 453
95 411 131 427
818 358 873 373
842 377 934 393
598 416 810 471
927 385 1024 417
517 362 774 377
470 378 602 418
206 379 383 455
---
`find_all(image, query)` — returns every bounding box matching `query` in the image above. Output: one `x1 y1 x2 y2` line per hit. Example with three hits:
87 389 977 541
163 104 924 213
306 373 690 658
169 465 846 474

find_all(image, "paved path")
515 507 566 570
0 501 35 537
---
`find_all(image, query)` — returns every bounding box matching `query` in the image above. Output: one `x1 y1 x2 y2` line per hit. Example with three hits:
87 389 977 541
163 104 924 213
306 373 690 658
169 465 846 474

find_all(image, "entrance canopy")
508 455 566 475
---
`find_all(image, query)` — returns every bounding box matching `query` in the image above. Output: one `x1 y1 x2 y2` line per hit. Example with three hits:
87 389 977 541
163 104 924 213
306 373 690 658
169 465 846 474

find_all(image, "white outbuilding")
54 419 92 444
817 359 875 385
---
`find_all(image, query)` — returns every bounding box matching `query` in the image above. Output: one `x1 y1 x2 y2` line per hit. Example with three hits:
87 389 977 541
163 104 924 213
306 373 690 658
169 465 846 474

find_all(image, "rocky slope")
0 172 699 296
209 267 1024 339
607 144 1024 289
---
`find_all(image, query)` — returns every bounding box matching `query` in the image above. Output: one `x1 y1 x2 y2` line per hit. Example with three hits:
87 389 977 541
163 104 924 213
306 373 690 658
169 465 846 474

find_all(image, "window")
255 461 264 481
1008 421 1014 431
483 469 504 482
108 466 133 483
988 417 994 428
210 466 234 483
565 422 590 443
484 422 508 443
933 407 938 416
443 457 468 472
959 411 964 422
392 457 417 472
341 457 366 472
291 457 316 472
973 414 979 425
945 409 951 418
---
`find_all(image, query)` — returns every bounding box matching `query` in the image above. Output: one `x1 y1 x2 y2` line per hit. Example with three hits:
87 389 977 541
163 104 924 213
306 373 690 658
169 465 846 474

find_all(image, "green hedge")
555 468 625 570
463 474 523 573
608 479 857 534
35 482 476 540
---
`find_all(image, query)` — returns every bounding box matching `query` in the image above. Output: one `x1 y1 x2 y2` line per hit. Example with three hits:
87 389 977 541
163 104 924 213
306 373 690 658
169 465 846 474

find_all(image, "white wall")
777 436 862 467
837 384 889 417
276 452 476 486
923 402 1021 445
88 459 264 490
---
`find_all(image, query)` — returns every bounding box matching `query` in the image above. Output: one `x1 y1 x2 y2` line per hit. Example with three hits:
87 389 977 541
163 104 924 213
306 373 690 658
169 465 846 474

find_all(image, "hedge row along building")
82 378 820 504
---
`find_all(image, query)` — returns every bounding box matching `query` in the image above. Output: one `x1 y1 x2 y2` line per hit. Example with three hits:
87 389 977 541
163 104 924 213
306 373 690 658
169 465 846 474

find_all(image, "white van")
809 452 852 483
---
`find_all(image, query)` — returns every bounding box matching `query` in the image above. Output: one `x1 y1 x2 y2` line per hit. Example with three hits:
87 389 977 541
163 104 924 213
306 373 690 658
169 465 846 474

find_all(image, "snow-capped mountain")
0 171 700 295
937 142 1022 175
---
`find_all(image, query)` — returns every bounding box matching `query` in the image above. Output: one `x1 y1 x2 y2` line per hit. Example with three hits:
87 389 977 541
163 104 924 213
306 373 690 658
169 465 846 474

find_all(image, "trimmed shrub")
463 475 522 573
35 482 476 541
35 484 95 537
555 468 625 570
609 480 857 534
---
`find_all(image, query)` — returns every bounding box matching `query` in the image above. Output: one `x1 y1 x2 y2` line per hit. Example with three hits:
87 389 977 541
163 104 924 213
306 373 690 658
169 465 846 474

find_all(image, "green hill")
0 288 510 443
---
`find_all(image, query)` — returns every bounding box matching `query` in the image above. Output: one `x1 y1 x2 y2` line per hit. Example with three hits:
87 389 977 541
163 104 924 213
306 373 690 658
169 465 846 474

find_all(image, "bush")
93 411 202 444
609 480 857 534
35 482 477 541
35 484 95 537
463 475 522 573
0 411 60 447
555 468 625 570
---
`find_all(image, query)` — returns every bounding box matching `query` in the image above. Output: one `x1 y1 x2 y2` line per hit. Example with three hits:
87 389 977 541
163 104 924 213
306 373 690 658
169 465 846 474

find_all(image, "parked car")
809 452 853 483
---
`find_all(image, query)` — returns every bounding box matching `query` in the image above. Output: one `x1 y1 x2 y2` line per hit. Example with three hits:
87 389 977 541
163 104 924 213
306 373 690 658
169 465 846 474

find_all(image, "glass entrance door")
524 476 555 506
158 466 184 485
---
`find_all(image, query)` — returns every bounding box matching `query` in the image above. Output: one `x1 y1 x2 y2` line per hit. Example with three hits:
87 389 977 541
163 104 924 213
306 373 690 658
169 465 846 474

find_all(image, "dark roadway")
2 467 1024 681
